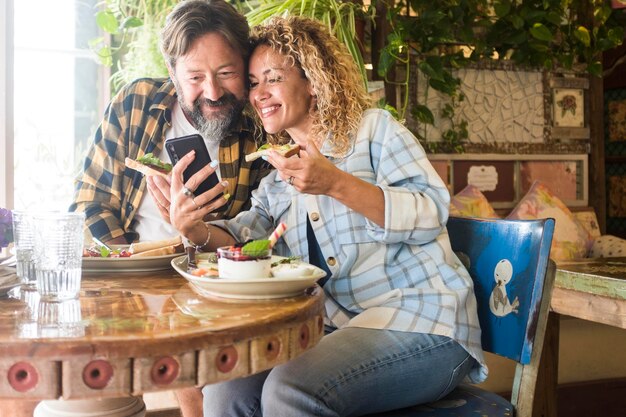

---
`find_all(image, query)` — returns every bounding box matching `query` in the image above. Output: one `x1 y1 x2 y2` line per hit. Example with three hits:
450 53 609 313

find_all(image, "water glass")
12 211 37 288
32 212 85 301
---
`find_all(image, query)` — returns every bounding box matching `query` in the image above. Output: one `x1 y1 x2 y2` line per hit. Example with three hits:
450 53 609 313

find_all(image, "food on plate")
271 261 318 279
125 153 173 178
244 143 300 162
216 240 272 279
82 236 183 258
129 236 184 257
83 246 131 258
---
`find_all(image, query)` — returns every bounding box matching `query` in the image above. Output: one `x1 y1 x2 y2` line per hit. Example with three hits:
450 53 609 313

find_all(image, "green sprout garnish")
271 256 300 267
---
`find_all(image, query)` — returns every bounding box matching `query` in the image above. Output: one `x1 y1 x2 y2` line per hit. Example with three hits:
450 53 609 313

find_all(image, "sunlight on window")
13 0 101 211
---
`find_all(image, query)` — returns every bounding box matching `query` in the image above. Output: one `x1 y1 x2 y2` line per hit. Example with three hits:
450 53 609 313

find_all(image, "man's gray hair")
160 0 249 69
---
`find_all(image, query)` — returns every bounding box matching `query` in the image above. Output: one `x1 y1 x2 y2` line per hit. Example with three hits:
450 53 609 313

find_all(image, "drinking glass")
12 211 37 288
32 212 85 301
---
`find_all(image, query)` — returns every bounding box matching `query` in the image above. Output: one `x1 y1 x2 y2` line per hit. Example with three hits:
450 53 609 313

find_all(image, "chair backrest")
447 216 555 364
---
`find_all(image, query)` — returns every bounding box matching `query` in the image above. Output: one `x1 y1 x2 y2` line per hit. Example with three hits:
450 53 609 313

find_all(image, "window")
6 0 106 211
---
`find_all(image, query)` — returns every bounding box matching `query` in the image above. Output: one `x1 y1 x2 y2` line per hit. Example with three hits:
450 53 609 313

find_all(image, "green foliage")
91 0 178 92
377 0 626 152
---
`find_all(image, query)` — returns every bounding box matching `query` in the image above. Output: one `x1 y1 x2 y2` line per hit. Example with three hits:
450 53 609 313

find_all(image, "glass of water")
12 211 37 288
32 212 85 301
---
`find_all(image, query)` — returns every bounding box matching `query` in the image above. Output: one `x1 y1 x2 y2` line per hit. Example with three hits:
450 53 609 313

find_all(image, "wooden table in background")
0 269 325 416
534 257 626 417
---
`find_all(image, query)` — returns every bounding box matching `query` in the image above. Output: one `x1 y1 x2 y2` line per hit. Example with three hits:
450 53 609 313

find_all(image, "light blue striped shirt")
213 109 487 382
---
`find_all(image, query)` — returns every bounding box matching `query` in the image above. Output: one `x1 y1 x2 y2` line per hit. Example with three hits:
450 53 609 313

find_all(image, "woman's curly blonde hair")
250 16 372 157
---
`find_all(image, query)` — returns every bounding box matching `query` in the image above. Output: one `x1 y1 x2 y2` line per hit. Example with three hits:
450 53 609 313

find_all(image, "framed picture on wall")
553 88 584 128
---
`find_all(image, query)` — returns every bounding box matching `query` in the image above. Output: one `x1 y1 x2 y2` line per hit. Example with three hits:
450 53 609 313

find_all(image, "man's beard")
178 90 246 143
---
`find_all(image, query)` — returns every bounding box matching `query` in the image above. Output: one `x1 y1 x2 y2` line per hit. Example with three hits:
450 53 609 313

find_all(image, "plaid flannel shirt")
69 78 271 242
214 109 487 383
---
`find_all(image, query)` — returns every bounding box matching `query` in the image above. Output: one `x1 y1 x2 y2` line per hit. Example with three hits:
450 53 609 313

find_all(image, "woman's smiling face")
248 45 315 143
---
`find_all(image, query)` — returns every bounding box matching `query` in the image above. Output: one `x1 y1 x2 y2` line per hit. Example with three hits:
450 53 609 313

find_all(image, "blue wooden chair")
369 216 556 417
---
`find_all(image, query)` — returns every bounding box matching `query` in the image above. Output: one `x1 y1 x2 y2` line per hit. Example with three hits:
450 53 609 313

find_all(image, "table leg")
33 396 145 417
533 312 560 417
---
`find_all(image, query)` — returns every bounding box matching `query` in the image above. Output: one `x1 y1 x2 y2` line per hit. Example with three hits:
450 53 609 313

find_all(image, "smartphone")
165 134 226 210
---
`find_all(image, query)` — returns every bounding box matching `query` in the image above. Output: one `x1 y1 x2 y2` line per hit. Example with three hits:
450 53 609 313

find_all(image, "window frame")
0 0 14 209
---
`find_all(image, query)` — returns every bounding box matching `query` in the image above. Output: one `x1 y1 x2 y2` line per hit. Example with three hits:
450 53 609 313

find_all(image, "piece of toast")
125 157 170 178
129 236 183 255
245 144 301 162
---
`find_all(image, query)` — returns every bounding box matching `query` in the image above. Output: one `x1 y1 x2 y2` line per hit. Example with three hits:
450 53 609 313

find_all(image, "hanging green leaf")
96 10 119 34
574 26 591 47
494 1 511 18
121 16 143 30
587 61 603 78
529 23 553 42
412 105 435 125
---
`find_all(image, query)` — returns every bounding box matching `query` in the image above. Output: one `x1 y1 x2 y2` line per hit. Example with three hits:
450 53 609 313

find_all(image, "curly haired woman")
168 15 487 417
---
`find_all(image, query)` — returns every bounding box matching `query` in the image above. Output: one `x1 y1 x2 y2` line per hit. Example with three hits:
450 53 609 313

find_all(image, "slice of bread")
245 144 300 162
125 157 170 178
131 243 184 257
129 236 183 255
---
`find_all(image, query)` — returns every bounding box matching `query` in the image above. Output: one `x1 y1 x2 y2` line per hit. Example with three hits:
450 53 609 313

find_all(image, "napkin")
0 266 19 287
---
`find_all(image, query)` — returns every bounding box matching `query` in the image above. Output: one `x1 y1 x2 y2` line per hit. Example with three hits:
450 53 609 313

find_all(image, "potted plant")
90 0 178 91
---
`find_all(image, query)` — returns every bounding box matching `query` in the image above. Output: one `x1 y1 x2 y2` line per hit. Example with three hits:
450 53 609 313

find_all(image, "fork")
92 237 113 252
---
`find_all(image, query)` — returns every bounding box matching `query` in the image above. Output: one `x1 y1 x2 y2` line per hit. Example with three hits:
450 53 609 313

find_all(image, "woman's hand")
266 140 340 196
146 175 173 223
268 139 386 226
167 151 230 240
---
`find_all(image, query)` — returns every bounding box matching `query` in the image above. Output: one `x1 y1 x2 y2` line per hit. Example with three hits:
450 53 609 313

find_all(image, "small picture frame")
553 88 584 128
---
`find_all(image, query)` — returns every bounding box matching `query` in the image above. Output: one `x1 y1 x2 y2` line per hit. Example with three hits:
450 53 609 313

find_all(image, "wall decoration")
520 161 579 200
453 161 515 203
553 88 584 128
429 154 588 209
411 62 590 154
421 67 545 145
608 99 626 142
609 176 626 217
430 160 450 190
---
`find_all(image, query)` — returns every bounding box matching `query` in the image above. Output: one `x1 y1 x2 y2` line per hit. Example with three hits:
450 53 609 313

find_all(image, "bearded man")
70 0 270 245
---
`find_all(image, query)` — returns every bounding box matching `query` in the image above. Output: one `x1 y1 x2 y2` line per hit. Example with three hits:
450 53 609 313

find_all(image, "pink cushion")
506 181 592 261
450 185 499 219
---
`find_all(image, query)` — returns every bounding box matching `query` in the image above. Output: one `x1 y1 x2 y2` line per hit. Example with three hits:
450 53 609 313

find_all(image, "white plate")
82 245 180 273
171 255 325 299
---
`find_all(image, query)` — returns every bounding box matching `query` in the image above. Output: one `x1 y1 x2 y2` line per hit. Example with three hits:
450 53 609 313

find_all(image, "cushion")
589 235 626 258
450 185 500 219
506 181 592 261
573 210 602 240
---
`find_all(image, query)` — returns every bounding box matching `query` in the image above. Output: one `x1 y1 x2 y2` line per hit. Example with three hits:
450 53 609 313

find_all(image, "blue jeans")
202 327 475 417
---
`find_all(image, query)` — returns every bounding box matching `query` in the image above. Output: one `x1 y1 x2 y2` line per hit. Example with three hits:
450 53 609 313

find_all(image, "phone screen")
166 134 226 211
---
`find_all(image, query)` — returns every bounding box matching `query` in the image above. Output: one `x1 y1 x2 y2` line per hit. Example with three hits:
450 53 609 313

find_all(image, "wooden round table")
0 269 325 416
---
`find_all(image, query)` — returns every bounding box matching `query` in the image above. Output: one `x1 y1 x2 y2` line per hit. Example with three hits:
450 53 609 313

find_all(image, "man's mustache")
196 93 238 108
